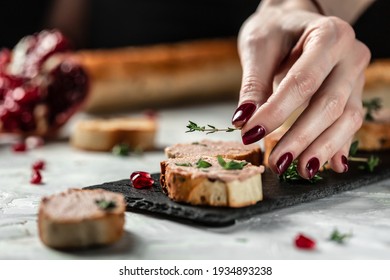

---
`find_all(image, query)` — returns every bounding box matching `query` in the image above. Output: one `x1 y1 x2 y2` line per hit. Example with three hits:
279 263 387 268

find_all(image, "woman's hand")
232 0 371 179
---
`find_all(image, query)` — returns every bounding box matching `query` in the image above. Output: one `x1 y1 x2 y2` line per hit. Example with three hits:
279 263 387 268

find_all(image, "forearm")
315 0 376 23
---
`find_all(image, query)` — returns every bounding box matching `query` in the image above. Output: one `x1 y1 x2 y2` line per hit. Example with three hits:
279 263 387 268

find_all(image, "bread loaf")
68 38 241 113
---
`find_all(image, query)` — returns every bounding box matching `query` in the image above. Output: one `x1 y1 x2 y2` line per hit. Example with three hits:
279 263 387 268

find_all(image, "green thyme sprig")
363 98 382 121
95 199 117 211
329 228 353 244
217 155 248 170
279 160 323 183
186 121 238 134
348 140 380 172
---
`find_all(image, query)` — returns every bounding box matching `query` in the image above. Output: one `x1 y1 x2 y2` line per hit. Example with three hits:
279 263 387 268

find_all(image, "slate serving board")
85 151 390 227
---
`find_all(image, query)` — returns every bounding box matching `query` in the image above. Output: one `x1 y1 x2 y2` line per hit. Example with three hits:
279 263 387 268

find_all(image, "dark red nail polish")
276 152 293 174
232 103 256 127
342 155 349 173
242 125 266 145
306 157 320 179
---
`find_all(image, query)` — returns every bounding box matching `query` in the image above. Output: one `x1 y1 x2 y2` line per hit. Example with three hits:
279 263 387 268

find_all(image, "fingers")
241 17 357 143
232 14 288 128
296 93 364 179
269 68 365 178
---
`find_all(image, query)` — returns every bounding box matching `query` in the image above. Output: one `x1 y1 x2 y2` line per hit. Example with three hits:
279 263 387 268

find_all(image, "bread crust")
71 117 156 151
38 189 125 249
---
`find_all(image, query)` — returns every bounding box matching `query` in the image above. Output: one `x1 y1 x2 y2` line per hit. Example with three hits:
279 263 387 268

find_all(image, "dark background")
0 0 388 59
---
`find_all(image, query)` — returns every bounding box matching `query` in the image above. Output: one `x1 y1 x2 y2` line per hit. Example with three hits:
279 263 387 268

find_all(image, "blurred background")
1 0 389 59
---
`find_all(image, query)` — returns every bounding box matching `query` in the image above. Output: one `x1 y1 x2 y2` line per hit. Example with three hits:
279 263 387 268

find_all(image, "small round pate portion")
160 156 264 208
38 189 125 249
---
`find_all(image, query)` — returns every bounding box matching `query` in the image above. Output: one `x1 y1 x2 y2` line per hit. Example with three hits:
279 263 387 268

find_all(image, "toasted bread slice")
38 189 125 249
160 156 264 208
71 117 156 151
165 139 262 166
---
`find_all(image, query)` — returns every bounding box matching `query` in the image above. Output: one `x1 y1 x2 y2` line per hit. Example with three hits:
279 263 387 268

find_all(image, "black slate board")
85 151 390 227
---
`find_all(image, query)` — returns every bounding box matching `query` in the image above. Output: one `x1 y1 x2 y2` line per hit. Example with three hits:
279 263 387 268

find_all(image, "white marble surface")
1 102 390 260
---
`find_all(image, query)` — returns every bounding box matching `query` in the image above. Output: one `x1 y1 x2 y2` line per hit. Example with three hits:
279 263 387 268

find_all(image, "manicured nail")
276 152 293 174
231 103 256 127
341 155 349 173
306 157 320 179
242 125 266 145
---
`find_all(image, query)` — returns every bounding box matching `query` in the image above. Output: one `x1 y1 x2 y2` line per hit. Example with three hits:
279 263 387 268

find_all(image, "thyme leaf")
217 155 248 170
196 158 212 169
329 228 353 244
279 160 323 183
95 199 117 211
175 163 192 167
363 98 382 121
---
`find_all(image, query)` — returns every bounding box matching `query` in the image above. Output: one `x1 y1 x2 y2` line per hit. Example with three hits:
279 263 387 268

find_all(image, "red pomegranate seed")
294 234 316 250
12 142 27 152
30 170 42 184
130 171 154 189
32 160 45 170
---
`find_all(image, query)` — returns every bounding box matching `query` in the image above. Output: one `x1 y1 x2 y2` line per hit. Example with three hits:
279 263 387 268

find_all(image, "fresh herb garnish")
175 162 192 167
186 121 238 134
95 199 117 210
112 143 130 156
348 140 380 172
196 158 212 168
329 228 353 244
356 155 380 172
217 155 248 170
363 98 382 121
279 160 323 183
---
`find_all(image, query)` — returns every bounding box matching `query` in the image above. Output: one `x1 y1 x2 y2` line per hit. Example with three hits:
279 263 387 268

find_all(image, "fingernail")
231 103 256 127
242 125 266 145
306 157 320 179
341 155 349 173
276 152 293 174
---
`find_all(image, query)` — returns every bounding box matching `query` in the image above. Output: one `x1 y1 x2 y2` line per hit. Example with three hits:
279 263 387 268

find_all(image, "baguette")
68 38 241 113
71 117 156 151
165 139 262 166
38 189 125 249
160 156 264 208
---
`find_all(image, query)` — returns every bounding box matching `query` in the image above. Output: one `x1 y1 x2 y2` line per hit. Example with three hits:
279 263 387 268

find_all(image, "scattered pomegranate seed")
294 234 316 250
30 170 42 184
130 171 154 189
12 142 27 152
32 160 45 170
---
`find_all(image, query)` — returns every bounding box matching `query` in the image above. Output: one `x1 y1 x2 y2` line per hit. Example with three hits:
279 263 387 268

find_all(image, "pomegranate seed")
30 170 42 184
32 160 45 170
130 171 154 189
294 234 316 250
12 142 27 152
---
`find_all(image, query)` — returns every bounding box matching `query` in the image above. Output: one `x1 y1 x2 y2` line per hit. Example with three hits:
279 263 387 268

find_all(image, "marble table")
1 102 389 259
